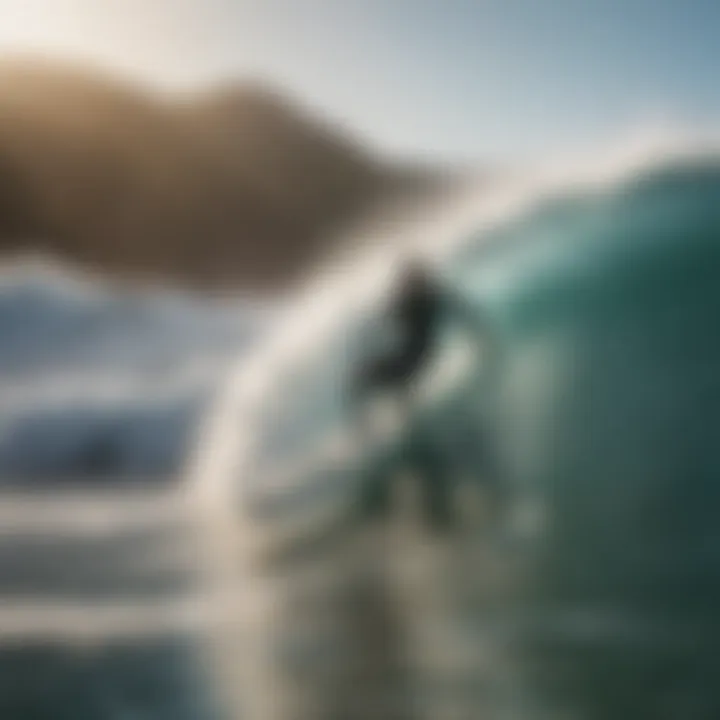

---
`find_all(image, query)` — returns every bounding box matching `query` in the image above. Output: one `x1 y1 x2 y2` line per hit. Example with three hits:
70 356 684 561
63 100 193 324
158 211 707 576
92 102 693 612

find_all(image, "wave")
192 133 720 720
193 130 720 497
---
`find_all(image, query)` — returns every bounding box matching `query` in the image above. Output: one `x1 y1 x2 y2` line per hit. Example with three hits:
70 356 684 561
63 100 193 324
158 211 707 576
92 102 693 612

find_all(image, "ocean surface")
0 263 270 719
4 138 720 719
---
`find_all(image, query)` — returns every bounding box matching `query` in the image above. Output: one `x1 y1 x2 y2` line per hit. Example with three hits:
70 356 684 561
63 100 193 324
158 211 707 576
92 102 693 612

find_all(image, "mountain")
0 59 401 289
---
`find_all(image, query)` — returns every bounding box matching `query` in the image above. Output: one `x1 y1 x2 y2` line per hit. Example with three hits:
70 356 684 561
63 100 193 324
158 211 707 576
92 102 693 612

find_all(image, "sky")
0 0 718 163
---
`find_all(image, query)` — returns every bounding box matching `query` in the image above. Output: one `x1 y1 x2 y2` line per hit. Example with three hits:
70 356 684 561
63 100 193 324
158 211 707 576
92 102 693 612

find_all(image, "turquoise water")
198 151 720 720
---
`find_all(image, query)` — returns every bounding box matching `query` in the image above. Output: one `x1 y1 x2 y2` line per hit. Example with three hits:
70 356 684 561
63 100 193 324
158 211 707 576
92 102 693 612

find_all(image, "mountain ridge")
0 58 464 289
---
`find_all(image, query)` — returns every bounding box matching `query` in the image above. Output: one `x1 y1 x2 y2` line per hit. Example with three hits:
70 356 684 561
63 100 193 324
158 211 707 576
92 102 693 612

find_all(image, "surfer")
353 259 442 404
352 258 502 533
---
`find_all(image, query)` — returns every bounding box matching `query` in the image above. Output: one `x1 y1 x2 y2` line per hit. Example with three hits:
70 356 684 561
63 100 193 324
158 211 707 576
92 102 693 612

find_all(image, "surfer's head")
396 255 435 295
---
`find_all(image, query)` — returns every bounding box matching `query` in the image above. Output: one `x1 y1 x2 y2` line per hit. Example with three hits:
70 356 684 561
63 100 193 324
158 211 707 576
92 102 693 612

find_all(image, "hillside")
0 59 396 289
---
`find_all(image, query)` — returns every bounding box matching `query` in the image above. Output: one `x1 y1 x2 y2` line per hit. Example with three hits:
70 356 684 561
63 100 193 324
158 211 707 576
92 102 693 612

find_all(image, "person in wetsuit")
354 260 443 403
352 258 503 533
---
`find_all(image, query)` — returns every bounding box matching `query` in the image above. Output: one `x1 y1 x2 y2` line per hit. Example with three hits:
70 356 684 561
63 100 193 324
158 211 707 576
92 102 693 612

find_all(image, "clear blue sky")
0 0 718 162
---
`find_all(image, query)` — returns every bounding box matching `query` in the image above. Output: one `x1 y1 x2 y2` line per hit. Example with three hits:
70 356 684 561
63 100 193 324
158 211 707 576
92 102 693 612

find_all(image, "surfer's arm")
440 286 487 340
440 284 503 377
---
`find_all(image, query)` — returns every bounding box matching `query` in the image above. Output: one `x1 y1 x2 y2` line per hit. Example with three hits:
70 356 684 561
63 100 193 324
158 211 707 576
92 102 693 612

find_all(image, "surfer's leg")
406 429 455 535
470 421 507 523
358 464 394 523
352 385 406 527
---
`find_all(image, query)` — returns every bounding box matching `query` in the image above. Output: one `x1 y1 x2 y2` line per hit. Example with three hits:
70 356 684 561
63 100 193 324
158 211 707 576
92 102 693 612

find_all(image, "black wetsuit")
354 265 453 531
353 265 504 533
356 267 442 394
